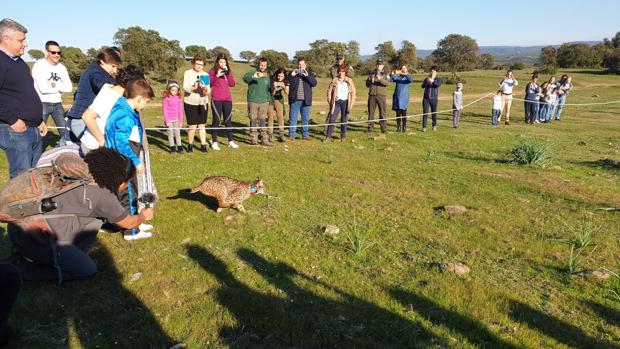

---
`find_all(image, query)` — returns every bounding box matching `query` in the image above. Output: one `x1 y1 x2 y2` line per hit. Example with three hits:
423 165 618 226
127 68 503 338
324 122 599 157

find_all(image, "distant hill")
362 41 601 66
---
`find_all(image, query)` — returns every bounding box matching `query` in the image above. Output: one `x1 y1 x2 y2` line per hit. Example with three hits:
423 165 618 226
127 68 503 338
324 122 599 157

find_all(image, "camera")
138 193 157 208
296 69 305 75
40 198 57 213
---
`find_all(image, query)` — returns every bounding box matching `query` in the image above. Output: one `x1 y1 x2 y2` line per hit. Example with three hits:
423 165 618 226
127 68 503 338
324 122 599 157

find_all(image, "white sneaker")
139 223 153 231
212 142 221 151
123 230 152 241
228 141 239 149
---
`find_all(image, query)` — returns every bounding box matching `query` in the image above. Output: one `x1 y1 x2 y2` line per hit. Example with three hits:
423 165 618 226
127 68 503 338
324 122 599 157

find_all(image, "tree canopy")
27 49 44 61
431 34 480 74
114 26 184 81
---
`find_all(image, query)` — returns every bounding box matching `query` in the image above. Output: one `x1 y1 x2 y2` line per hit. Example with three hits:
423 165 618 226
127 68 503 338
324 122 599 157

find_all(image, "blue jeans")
289 100 311 138
554 95 566 120
42 102 67 146
0 124 42 178
537 104 547 121
491 109 500 125
546 104 555 122
67 118 86 144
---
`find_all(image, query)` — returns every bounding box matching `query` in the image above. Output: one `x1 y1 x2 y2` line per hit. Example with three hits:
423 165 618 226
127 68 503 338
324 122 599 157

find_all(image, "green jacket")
243 68 272 103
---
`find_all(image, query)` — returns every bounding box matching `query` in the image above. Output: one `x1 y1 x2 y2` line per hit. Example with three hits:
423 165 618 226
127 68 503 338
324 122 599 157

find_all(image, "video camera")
138 193 157 208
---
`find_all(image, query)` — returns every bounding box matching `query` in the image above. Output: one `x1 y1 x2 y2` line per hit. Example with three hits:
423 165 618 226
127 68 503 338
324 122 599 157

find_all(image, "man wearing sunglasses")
0 18 47 179
32 40 72 146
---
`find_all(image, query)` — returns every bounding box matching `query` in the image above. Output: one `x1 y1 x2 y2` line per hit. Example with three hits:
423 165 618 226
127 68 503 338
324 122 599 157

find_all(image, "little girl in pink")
162 81 184 153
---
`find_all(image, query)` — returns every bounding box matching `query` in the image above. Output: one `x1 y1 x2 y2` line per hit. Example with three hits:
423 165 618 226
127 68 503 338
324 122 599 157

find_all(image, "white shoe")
139 223 153 231
123 230 152 241
212 142 221 151
228 141 239 149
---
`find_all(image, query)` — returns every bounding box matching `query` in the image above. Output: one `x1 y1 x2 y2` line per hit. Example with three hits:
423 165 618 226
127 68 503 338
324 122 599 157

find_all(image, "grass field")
2 63 620 348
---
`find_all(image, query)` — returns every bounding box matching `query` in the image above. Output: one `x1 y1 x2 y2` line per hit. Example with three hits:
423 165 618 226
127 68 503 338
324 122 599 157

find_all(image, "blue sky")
5 0 619 59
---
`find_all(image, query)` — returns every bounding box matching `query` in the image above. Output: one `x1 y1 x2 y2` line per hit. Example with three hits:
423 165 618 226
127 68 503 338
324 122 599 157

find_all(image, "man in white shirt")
32 40 72 144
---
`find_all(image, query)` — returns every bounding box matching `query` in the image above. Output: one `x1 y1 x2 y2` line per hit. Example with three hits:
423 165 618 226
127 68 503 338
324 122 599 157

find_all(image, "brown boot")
260 131 273 146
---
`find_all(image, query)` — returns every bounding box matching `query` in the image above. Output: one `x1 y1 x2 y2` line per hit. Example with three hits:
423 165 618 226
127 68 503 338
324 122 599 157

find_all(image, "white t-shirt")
81 84 122 150
336 80 349 101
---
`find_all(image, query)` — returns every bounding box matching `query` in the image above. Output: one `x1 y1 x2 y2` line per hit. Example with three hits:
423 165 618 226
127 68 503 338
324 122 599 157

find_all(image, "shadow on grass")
167 189 219 212
571 158 620 171
146 128 173 152
186 245 440 348
13 244 176 348
389 287 521 349
584 300 620 328
507 299 620 349
444 151 511 164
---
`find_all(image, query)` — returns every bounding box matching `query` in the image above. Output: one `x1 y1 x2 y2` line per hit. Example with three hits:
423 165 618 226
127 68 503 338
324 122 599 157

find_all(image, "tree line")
27 26 620 83
539 32 620 74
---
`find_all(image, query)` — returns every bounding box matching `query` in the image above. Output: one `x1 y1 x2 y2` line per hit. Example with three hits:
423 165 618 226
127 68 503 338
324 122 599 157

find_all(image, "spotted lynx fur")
190 176 266 213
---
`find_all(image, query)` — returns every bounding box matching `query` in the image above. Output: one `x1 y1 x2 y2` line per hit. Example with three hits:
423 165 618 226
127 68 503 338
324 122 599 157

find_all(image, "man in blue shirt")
0 18 47 178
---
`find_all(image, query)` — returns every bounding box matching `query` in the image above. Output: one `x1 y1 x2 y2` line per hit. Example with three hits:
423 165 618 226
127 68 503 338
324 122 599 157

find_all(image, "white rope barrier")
45 93 620 132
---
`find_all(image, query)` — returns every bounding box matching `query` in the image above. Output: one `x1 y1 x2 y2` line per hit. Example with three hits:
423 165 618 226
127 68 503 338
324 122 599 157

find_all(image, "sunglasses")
48 50 62 56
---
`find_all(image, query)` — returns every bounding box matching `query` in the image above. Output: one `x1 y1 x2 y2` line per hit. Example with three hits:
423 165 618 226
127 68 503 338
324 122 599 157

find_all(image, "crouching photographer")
7 148 154 282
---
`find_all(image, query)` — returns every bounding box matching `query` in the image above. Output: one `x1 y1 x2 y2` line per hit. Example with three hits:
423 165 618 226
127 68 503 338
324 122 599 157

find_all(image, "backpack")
0 152 92 224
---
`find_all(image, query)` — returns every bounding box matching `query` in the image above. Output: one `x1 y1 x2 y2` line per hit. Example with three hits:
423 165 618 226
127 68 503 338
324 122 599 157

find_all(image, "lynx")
190 176 266 213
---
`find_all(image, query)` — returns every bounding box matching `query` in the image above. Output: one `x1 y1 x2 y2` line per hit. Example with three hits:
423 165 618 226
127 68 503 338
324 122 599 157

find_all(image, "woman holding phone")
182 54 210 152
208 53 238 150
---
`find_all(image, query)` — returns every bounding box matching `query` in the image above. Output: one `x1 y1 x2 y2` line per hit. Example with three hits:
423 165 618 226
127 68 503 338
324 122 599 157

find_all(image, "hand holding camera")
139 207 154 221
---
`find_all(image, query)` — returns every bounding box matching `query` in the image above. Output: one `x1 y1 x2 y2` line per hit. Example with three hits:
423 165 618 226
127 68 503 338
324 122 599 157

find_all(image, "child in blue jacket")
105 79 155 240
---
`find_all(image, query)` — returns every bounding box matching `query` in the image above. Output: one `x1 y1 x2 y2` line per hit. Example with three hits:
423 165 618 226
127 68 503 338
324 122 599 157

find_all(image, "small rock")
354 145 365 150
373 134 386 141
319 111 327 115
550 165 562 171
225 215 235 223
443 205 467 214
180 238 191 245
577 141 586 145
169 343 187 349
439 262 470 276
322 225 340 236
573 269 612 281
592 94 600 98
130 272 143 282
336 315 347 321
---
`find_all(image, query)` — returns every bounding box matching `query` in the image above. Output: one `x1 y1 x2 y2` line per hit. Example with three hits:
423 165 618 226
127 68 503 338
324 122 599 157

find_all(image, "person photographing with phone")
366 59 390 133
182 54 210 152
243 58 273 146
498 69 518 125
286 57 317 141
209 53 238 150
421 65 442 132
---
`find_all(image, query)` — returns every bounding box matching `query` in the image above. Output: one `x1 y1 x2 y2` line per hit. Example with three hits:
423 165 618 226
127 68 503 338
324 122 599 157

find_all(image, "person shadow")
388 287 522 349
507 299 620 349
7 244 177 348
186 244 441 348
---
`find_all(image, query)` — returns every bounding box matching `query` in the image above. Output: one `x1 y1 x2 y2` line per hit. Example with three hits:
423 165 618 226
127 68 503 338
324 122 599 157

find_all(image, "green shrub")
509 62 527 70
538 65 558 75
510 140 552 165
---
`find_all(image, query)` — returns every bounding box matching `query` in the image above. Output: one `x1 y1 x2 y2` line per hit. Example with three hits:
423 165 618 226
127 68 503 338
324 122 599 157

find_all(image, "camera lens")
41 198 57 213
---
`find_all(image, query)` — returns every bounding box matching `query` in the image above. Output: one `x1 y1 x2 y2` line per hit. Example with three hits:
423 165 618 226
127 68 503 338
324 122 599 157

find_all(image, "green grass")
2 67 620 348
